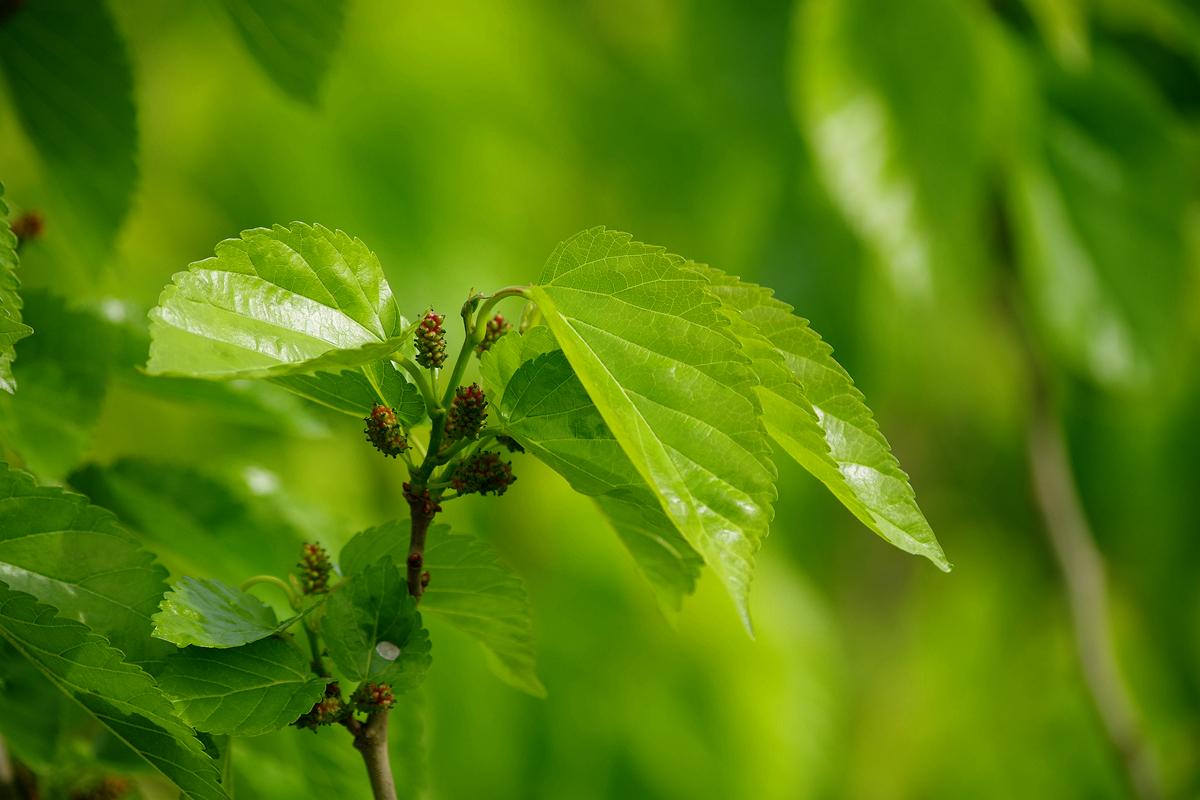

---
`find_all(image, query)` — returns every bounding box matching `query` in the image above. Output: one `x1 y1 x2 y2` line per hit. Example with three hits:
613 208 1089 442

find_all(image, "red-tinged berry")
352 681 395 713
365 404 407 457
295 682 346 730
297 542 332 595
444 383 487 442
403 482 442 517
450 451 516 496
475 314 511 356
415 310 447 368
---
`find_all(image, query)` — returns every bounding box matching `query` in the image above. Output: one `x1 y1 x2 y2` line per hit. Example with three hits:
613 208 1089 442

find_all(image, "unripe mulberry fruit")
296 683 346 730
365 404 407 457
352 681 395 713
444 383 487 441
450 451 516 496
414 310 447 368
297 542 332 595
475 314 511 356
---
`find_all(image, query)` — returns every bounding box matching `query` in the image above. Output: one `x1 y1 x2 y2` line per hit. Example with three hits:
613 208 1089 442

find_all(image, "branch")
352 711 396 800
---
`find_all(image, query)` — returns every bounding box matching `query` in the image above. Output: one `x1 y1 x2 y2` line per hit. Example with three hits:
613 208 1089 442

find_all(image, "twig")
347 711 396 800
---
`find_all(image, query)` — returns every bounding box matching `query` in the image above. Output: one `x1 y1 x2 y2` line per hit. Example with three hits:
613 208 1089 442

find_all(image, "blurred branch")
0 736 15 800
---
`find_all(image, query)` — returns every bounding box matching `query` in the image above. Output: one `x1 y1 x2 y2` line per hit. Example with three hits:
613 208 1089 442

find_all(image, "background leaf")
0 0 136 265
340 521 544 697
153 577 295 649
147 223 409 380
0 582 229 800
158 636 326 736
530 227 777 630
0 182 32 393
0 462 169 666
214 0 348 104
321 556 431 689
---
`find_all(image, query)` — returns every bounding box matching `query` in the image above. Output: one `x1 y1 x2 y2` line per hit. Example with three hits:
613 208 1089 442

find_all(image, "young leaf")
0 462 170 666
153 578 297 649
147 223 410 380
270 359 426 424
529 228 777 630
480 327 703 613
340 522 545 697
0 182 32 393
321 557 431 690
0 583 229 800
214 0 348 104
0 0 137 264
157 637 326 737
696 269 948 570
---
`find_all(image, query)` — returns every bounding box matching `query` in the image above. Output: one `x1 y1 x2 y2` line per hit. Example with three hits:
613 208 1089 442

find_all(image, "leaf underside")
153 577 296 649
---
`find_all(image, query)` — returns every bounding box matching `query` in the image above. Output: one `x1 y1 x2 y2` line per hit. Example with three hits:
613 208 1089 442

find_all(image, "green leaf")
0 183 32 393
147 223 410 380
0 462 170 666
69 458 310 585
696 268 948 570
321 557 431 690
340 522 544 697
0 0 137 264
1008 53 1190 386
529 228 776 630
0 291 119 480
270 359 426 424
793 0 988 299
153 578 296 649
0 583 229 800
157 637 326 736
215 0 348 104
480 327 702 613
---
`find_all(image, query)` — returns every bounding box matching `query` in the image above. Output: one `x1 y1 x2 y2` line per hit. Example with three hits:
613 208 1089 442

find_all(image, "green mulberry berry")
450 451 516 496
352 681 395 713
295 683 346 730
444 383 487 442
365 404 407 457
415 310 447 368
297 542 332 595
475 313 511 356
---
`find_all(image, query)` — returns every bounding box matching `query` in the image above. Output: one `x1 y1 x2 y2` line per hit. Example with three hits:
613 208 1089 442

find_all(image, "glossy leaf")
321 557 431 690
0 0 137 263
270 359 426 424
158 637 326 736
153 578 296 649
480 327 702 613
147 223 410 380
215 0 348 104
0 583 228 800
0 183 32 393
0 462 170 666
530 228 776 630
697 268 948 570
340 521 544 697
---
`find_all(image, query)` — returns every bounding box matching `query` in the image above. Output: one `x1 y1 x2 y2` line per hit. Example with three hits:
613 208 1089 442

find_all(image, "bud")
444 383 487 442
414 310 447 368
297 542 332 595
403 482 443 517
450 451 516 497
11 210 43 248
352 681 395 713
295 682 346 730
364 404 407 457
475 314 511 356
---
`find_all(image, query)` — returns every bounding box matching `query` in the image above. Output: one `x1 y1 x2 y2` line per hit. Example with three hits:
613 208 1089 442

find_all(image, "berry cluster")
364 403 407 457
352 681 395 713
475 313 511 355
414 310 447 368
297 542 332 595
444 383 487 442
295 682 347 730
403 482 442 517
450 451 516 496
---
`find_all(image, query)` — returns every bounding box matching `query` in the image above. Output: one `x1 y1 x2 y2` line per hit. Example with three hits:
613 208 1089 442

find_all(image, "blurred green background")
1 0 1199 797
